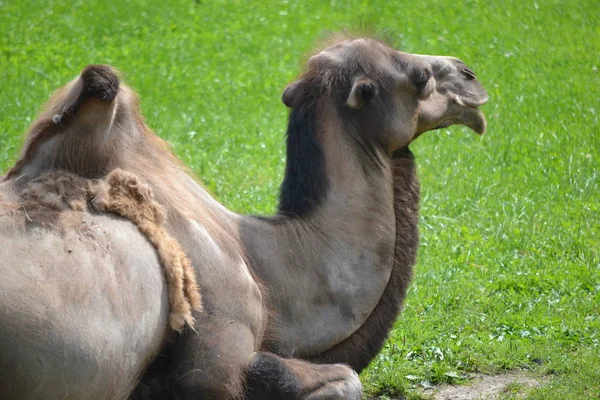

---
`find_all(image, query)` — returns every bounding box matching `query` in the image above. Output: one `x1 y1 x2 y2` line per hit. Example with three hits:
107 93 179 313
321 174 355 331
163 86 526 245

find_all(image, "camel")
0 33 488 399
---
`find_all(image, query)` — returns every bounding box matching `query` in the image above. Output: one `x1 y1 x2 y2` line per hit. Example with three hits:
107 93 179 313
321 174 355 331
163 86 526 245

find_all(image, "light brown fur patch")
15 168 202 331
91 169 202 330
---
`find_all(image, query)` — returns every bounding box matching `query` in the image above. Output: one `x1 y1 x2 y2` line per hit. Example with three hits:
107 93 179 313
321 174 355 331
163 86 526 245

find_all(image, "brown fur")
1 65 235 330
300 26 399 73
1 37 488 397
290 30 402 99
0 201 27 234
91 169 203 330
4 69 240 258
309 150 419 371
14 168 202 331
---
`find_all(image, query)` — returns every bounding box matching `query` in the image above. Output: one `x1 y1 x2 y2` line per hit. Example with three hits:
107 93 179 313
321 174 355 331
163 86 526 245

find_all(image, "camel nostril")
461 68 477 81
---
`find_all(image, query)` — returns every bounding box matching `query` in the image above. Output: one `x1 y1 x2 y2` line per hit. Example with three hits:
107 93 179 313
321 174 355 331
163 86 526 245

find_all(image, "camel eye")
461 68 476 81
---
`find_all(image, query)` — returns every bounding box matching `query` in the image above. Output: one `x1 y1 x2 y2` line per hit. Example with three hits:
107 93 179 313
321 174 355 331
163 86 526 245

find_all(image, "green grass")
1 0 598 398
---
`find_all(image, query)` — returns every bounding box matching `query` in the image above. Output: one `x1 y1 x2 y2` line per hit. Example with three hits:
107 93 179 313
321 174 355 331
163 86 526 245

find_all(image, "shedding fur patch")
16 169 202 331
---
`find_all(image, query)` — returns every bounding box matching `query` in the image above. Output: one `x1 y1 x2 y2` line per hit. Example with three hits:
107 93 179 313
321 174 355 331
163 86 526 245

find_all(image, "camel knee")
169 348 250 399
167 320 256 399
246 352 301 399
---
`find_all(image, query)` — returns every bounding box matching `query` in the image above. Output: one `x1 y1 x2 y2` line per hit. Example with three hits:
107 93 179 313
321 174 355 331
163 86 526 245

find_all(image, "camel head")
282 36 488 154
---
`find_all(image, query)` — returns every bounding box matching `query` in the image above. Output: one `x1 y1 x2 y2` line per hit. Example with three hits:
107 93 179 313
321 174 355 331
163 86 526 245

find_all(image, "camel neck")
239 103 397 357
308 152 420 371
277 97 392 218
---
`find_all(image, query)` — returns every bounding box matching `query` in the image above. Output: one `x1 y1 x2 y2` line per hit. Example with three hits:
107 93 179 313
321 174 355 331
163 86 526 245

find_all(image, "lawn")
1 0 598 399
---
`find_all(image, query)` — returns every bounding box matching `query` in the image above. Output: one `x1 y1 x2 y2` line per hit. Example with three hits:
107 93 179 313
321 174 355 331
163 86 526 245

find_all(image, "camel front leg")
245 352 362 400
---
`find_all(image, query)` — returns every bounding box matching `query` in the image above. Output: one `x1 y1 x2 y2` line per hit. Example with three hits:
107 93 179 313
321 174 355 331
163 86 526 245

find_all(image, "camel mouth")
431 104 487 135
464 107 487 135
455 95 488 135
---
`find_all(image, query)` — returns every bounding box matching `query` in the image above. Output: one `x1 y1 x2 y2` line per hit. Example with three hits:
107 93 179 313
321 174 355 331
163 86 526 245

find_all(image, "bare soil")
420 372 545 400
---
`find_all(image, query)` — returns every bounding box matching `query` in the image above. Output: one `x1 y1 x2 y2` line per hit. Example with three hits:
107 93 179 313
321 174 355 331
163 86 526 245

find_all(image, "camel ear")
346 77 378 109
282 79 307 108
414 67 435 100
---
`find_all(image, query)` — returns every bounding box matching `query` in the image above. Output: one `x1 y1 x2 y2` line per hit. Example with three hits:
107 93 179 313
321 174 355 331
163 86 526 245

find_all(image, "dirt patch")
421 372 545 400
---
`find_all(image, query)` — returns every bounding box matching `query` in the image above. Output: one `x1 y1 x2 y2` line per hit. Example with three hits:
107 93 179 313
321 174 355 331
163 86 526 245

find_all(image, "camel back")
1 168 201 330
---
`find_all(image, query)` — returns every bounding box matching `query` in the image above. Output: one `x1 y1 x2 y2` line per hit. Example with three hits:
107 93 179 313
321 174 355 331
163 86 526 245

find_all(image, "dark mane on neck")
278 100 329 217
277 27 403 219
308 148 419 371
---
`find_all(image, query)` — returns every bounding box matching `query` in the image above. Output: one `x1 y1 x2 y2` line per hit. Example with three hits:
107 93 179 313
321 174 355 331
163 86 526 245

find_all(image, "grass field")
1 0 598 398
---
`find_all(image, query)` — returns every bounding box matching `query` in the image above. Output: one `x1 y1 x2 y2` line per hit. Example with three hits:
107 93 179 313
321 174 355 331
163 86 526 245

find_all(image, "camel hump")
3 65 129 183
79 64 120 102
56 64 121 124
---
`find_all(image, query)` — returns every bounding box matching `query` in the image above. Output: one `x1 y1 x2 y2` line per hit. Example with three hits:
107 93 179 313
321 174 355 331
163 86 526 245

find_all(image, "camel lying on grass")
0 33 488 399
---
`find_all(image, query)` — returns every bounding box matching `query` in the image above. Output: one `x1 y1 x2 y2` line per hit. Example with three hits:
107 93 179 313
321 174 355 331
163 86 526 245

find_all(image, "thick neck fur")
240 97 400 357
308 150 419 371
